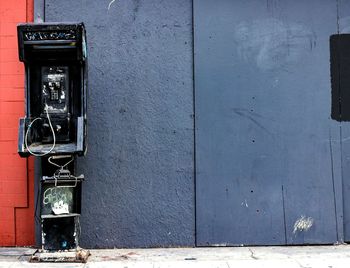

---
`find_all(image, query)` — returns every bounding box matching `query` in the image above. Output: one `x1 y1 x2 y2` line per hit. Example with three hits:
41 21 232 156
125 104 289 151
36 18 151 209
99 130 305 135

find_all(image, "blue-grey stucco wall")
43 0 194 248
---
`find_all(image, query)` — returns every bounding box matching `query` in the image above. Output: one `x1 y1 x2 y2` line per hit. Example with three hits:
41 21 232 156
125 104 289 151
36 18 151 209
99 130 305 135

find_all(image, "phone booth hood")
17 23 87 157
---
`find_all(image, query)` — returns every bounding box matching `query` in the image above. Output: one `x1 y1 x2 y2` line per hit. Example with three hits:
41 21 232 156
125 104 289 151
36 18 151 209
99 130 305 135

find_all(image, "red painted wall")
0 0 34 246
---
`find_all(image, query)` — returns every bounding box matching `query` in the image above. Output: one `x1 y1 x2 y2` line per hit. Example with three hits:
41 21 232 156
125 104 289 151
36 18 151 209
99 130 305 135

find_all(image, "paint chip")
108 0 117 10
293 215 314 233
241 199 248 207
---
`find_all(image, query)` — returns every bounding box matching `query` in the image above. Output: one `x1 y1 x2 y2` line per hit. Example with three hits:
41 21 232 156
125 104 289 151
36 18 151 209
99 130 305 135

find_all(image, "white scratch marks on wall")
108 0 117 10
212 243 228 247
293 215 314 234
241 199 248 208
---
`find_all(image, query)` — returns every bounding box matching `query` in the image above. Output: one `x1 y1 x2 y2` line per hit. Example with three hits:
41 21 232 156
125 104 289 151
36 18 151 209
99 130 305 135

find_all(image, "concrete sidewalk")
1 245 350 267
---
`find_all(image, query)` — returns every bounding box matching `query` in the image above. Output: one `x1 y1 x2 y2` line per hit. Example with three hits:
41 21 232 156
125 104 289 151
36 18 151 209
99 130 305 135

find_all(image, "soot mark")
231 108 272 136
330 34 350 121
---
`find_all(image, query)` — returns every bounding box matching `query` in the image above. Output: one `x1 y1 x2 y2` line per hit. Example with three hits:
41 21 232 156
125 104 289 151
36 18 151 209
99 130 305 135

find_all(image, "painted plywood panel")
194 0 340 245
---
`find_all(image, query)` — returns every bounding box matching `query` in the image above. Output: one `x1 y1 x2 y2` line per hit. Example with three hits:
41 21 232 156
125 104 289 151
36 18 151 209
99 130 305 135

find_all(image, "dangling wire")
25 104 56 157
48 155 74 169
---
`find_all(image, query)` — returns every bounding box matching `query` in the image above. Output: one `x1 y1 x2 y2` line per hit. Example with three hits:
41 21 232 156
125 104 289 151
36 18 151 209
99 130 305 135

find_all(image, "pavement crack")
248 248 259 260
295 260 311 268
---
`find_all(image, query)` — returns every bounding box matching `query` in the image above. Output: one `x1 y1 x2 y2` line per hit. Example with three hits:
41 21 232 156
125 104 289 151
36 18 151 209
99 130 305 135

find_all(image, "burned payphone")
17 23 87 157
17 23 89 259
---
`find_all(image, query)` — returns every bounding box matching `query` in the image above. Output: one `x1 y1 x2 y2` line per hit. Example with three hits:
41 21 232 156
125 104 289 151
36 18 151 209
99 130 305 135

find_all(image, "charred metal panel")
41 216 79 251
39 160 84 251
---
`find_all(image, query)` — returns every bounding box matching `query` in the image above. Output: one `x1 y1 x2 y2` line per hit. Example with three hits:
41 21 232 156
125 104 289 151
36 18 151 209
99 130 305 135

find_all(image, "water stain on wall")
234 18 316 71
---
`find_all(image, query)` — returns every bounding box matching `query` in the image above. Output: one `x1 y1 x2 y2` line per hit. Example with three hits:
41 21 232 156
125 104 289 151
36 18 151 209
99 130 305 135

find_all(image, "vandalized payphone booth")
17 23 87 156
17 23 89 261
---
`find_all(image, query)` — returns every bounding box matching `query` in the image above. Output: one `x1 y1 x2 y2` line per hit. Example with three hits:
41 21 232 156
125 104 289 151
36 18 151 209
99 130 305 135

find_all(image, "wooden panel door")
194 0 342 245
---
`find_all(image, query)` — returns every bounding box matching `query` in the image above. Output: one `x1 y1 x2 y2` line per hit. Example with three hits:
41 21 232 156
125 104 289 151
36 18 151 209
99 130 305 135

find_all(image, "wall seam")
336 0 345 243
191 0 197 247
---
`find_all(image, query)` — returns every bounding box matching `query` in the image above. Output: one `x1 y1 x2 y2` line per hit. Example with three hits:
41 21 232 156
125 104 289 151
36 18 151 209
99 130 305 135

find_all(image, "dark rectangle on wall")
330 35 341 121
330 34 350 121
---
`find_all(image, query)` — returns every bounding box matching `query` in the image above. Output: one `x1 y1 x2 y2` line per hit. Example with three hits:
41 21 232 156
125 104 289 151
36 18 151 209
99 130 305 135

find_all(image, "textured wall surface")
45 0 194 248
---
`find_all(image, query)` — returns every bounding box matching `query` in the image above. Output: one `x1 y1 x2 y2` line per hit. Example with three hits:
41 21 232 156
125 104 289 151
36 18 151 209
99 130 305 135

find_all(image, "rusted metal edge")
30 248 90 263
